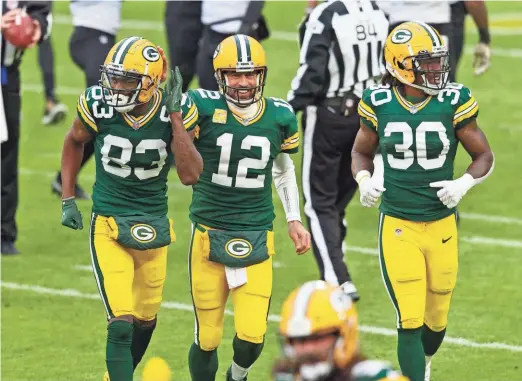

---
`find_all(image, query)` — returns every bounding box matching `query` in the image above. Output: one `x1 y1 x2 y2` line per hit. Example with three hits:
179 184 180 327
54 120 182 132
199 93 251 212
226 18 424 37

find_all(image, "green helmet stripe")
234 35 243 63
113 36 140 64
234 34 251 63
416 21 441 47
243 35 251 62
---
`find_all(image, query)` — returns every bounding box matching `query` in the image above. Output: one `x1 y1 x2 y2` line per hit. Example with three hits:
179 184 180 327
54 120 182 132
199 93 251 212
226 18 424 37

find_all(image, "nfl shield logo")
132 121 140 130
395 229 402 236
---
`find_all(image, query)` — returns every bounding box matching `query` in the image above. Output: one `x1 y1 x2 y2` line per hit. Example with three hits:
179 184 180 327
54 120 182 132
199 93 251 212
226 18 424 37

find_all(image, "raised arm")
165 68 203 185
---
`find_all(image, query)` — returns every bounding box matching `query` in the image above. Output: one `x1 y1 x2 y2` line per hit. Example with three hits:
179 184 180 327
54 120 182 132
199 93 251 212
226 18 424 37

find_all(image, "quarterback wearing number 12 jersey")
353 21 493 381
181 34 310 381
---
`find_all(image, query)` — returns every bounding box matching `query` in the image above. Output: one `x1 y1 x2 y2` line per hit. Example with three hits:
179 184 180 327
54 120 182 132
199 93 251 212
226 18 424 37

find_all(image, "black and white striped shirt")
287 0 389 111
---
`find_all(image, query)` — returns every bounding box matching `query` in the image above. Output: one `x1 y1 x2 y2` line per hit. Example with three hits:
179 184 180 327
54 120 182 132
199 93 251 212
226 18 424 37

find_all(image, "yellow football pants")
90 214 168 321
378 213 458 331
189 225 273 351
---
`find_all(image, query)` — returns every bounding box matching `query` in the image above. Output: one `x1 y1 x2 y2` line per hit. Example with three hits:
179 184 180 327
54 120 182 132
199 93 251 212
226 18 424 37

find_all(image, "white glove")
356 170 386 208
473 42 491 76
430 174 476 209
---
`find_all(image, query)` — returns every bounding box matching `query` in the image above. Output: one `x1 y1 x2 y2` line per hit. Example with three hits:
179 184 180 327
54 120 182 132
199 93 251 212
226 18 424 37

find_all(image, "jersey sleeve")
453 85 479 129
76 88 99 135
358 88 378 131
181 91 200 131
275 98 300 154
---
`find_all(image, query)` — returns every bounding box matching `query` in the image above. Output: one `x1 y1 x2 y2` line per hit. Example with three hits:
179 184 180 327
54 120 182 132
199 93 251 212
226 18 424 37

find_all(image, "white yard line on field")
19 167 188 191
19 167 522 248
2 281 521 352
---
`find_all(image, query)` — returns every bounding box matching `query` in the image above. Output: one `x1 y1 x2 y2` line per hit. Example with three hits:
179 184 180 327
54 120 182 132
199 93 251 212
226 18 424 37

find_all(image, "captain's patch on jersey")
212 109 228 124
131 224 157 243
225 238 253 258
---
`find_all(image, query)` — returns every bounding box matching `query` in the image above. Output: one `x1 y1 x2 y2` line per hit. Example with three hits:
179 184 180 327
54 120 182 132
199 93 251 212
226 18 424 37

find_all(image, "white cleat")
424 356 432 381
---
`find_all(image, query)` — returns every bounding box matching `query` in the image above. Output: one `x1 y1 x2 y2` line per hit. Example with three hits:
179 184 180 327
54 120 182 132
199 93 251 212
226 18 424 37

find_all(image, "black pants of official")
38 38 57 103
165 1 203 92
196 27 230 91
57 27 115 179
301 105 359 286
450 2 467 82
2 69 21 243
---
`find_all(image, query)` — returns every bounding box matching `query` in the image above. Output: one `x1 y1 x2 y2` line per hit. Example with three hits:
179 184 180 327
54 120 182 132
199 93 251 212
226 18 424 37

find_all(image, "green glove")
61 197 83 230
165 66 183 114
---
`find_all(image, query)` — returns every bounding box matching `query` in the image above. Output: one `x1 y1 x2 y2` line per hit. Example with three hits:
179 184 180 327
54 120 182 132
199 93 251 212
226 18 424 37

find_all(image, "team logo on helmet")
225 238 253 258
391 29 413 44
142 46 160 62
131 224 157 243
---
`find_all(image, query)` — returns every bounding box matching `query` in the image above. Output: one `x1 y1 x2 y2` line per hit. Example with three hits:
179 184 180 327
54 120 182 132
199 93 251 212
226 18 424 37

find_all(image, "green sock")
188 342 218 381
397 327 425 381
232 335 264 369
422 324 446 356
131 319 156 369
106 320 134 381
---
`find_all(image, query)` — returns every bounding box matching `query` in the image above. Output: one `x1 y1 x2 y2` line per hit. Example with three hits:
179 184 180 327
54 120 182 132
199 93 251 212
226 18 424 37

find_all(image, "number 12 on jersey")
212 133 270 189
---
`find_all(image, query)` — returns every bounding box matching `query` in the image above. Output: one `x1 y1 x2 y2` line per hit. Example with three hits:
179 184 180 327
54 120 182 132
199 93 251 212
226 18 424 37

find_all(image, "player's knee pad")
198 323 223 351
107 320 133 345
425 287 452 331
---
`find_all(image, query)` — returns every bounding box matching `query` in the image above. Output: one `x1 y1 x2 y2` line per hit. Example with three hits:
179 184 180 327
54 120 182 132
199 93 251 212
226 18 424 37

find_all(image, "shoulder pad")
267 97 300 154
76 86 115 134
358 84 391 130
437 82 479 129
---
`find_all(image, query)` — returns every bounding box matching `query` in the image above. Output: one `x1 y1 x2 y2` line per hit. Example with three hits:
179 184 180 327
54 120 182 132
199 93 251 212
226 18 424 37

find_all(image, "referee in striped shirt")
287 0 388 301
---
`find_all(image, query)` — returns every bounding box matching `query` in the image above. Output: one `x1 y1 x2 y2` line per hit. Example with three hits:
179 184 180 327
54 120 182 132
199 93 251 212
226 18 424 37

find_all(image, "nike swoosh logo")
442 236 453 244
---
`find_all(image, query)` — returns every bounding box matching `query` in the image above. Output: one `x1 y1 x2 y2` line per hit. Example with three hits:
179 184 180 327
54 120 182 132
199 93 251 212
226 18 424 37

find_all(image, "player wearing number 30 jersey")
180 34 311 381
352 22 494 381
59 36 202 381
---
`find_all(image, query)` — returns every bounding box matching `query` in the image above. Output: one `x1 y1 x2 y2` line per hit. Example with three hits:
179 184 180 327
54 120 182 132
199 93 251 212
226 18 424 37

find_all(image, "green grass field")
2 1 522 380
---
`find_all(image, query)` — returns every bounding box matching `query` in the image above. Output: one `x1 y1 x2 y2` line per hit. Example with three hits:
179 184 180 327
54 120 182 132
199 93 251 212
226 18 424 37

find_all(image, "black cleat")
1 241 20 255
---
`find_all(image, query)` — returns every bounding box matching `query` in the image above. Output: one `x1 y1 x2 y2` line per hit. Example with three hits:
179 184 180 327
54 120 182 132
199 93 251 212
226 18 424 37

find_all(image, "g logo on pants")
225 239 253 258
131 224 157 243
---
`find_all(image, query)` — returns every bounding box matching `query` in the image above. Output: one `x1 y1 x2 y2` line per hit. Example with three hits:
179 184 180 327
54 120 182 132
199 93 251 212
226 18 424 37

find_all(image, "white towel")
225 266 247 289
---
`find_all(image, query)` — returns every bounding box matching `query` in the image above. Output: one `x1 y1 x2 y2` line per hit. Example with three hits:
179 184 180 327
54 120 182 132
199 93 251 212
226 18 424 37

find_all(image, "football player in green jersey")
59 36 202 381
351 22 494 381
272 280 410 381
181 34 311 381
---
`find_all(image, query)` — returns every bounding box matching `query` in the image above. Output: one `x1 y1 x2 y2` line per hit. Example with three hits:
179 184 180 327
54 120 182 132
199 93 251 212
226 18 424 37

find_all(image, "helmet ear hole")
398 61 405 70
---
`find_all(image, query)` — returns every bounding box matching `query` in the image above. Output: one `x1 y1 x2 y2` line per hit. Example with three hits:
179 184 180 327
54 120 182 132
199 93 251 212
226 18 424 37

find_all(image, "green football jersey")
76 86 173 216
181 89 299 230
358 82 479 222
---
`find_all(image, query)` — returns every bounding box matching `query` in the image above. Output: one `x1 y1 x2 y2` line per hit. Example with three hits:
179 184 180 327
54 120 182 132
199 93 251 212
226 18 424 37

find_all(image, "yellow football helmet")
279 280 359 380
213 34 267 106
100 36 164 112
384 21 450 96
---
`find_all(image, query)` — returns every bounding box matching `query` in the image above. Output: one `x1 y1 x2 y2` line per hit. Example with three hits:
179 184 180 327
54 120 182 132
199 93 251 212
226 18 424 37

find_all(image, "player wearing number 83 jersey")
181 34 311 381
352 22 494 381
60 36 203 381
